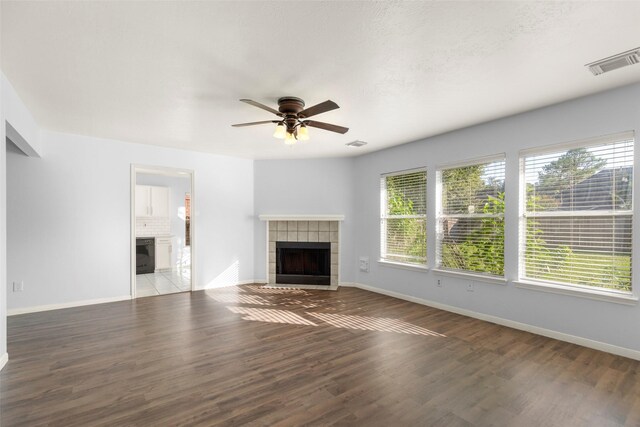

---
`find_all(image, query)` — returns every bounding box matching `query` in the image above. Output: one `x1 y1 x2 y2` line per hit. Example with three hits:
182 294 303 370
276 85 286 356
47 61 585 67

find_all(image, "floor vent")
586 48 640 76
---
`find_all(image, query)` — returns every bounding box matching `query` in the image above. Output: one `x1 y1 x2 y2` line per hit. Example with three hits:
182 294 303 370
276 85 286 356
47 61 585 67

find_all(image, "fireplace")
261 216 343 288
276 242 330 285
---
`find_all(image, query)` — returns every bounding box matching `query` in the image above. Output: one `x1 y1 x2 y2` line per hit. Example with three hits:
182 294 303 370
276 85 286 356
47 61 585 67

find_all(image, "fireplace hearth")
276 242 330 285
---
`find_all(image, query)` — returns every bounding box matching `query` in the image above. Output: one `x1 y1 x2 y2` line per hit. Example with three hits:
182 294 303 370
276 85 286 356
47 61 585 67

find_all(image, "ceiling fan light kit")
284 132 297 145
297 124 310 141
232 96 349 145
273 122 286 139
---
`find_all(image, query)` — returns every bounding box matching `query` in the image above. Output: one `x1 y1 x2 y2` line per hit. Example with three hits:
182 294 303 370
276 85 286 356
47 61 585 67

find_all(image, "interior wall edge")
1 73 42 157
5 122 38 158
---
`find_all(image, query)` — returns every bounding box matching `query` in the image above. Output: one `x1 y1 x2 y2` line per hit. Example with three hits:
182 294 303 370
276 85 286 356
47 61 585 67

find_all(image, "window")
437 156 506 277
380 169 427 266
521 133 634 293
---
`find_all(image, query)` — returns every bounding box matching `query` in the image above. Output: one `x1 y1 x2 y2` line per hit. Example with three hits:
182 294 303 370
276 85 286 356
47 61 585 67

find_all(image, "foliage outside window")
380 169 427 266
522 135 634 293
437 158 506 277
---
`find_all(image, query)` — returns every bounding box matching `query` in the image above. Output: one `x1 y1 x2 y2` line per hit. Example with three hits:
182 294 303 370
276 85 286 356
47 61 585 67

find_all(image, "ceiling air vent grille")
586 48 640 76
346 140 367 147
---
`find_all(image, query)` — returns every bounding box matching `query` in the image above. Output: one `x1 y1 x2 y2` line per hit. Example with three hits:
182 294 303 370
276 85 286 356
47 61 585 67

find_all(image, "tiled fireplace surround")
265 218 341 288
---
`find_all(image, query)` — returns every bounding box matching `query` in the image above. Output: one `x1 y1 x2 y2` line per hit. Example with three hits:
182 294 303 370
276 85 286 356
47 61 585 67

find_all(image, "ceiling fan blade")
299 100 339 118
304 120 349 134
239 99 282 116
231 120 279 127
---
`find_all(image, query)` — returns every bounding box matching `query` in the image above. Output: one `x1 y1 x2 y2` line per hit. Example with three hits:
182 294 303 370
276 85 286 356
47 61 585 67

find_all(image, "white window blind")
437 158 506 276
522 135 633 293
380 169 427 265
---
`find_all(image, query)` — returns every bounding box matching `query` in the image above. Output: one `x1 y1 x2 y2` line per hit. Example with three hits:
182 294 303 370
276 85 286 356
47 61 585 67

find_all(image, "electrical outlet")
466 283 474 292
437 279 442 287
13 281 24 292
359 256 370 272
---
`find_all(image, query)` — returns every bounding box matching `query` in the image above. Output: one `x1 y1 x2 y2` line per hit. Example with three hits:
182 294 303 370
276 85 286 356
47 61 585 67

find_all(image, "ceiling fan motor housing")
277 97 305 132
277 96 305 114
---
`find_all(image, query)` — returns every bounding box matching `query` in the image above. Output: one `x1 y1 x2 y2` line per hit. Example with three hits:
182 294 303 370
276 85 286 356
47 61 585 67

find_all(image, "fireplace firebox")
276 242 331 285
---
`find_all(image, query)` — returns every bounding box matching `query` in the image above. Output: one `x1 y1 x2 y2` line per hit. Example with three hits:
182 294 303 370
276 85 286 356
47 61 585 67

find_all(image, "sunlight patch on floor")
307 312 446 337
242 286 309 295
227 307 317 326
207 293 272 305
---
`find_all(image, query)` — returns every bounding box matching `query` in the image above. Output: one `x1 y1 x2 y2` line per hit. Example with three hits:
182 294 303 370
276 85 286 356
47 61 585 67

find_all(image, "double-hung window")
520 132 634 294
380 168 427 266
437 156 506 277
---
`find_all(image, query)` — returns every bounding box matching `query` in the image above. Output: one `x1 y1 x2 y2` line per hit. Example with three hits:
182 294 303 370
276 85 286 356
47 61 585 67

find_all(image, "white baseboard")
7 295 132 316
0 352 8 371
195 279 266 291
10 281 268 314
342 282 640 361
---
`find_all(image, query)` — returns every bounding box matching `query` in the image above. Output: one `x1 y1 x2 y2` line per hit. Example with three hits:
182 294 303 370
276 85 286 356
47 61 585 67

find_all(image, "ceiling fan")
231 97 349 145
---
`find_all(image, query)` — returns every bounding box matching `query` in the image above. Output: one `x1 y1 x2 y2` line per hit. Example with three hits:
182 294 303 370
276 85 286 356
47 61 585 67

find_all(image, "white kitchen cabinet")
155 237 172 271
135 185 169 217
135 185 151 217
150 186 169 217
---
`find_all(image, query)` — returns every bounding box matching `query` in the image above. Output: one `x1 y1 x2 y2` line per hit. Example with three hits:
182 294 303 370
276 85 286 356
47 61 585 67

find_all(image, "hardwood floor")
2 285 639 426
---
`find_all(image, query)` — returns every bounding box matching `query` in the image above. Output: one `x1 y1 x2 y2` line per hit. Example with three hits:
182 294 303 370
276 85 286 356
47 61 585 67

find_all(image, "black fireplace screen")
276 242 331 285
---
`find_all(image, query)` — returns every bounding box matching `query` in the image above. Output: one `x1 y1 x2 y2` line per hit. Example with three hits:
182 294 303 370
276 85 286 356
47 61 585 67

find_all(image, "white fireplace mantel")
259 214 345 221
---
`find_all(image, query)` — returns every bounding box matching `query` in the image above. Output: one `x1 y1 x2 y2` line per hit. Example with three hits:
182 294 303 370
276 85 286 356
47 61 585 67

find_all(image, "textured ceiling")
2 1 640 159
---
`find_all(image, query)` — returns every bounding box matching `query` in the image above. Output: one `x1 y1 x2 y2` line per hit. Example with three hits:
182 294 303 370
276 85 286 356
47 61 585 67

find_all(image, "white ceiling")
2 2 640 159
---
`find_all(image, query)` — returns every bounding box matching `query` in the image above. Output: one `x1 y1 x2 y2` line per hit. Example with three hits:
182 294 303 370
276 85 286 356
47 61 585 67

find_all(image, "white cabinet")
135 185 151 216
150 186 169 217
135 185 169 217
155 237 172 271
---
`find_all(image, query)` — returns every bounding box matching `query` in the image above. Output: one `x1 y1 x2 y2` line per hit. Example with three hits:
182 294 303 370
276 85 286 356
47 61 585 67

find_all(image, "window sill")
514 279 638 306
432 268 507 285
378 259 429 272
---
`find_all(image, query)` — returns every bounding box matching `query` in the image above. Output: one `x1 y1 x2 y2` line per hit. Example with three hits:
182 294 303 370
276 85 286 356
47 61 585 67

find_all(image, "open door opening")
130 165 195 299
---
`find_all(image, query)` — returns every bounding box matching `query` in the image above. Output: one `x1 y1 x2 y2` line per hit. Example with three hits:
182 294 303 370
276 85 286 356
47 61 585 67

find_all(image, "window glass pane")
525 141 633 213
438 159 505 276
522 137 634 292
442 162 505 214
381 169 426 265
440 215 504 275
385 171 427 216
384 217 427 264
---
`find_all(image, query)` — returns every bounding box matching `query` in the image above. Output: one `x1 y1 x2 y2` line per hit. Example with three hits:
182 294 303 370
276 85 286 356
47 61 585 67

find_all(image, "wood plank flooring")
1 285 640 426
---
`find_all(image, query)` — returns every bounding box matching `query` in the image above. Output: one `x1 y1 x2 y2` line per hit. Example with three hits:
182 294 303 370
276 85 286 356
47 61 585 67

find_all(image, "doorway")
130 165 195 298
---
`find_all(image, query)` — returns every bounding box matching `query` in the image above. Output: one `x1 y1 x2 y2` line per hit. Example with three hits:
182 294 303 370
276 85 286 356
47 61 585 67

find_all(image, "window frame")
517 131 636 301
379 167 428 269
435 154 507 281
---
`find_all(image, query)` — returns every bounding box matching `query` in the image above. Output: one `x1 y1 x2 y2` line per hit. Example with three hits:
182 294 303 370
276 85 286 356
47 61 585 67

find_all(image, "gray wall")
253 158 355 283
352 83 640 353
7 130 255 310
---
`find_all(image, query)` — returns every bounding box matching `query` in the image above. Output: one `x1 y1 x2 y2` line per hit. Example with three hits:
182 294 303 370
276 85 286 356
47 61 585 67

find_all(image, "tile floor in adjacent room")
136 269 191 297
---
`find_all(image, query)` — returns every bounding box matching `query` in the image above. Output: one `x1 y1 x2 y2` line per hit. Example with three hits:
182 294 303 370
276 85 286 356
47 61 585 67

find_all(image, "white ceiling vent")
586 48 640 76
346 140 367 147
